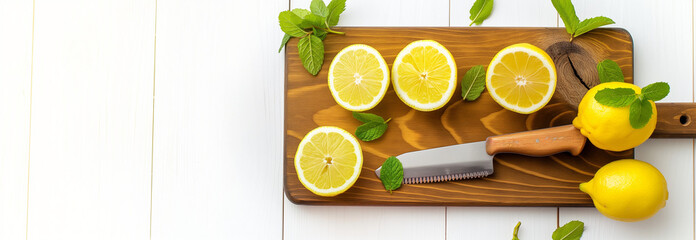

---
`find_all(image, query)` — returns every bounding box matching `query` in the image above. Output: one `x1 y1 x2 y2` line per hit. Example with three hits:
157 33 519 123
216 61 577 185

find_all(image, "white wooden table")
0 0 693 239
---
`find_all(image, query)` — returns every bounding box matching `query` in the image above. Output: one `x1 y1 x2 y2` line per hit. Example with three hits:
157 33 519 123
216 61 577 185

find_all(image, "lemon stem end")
579 182 590 194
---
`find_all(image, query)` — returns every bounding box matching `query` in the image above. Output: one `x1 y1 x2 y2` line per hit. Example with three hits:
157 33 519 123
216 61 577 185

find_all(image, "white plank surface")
27 0 155 239
291 0 449 26
450 0 558 27
284 197 445 240
447 1 559 237
150 0 285 239
0 0 692 239
447 207 557 239
0 0 32 239
560 0 694 239
284 1 449 240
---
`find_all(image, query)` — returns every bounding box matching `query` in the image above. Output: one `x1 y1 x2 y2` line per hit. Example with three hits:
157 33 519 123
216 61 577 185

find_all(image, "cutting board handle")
486 125 586 157
653 102 696 138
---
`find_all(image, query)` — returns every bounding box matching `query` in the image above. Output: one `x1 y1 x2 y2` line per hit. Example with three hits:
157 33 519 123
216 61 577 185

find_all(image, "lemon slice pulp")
294 126 363 197
392 40 457 111
486 43 556 114
328 44 390 112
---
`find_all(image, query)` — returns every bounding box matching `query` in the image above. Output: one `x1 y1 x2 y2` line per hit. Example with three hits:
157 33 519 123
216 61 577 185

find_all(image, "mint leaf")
468 0 494 26
352 111 385 123
379 156 403 193
313 27 327 40
512 221 521 240
642 82 670 101
276 0 345 75
304 13 326 28
310 0 329 17
552 0 580 35
291 9 314 29
551 0 614 40
355 121 388 141
279 11 308 37
291 8 311 18
594 88 636 107
353 112 389 141
630 98 653 129
326 0 346 27
297 35 324 75
461 65 486 101
574 16 615 37
552 220 584 240
597 59 624 83
278 33 291 53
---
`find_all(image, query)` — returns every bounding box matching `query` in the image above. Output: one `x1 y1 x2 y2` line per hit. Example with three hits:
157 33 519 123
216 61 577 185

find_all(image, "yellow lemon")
294 126 363 196
573 82 657 151
580 159 668 222
392 40 457 111
328 44 390 112
486 43 557 114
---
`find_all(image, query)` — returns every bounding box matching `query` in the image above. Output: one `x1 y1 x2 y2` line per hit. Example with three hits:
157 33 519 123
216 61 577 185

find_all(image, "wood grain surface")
652 103 696 138
284 27 634 206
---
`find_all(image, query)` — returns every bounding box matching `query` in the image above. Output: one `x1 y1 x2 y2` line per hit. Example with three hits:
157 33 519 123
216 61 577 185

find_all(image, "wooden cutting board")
285 27 641 206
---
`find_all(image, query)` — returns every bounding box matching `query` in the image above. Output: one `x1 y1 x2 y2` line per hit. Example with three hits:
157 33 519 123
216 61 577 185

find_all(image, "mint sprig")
461 65 487 101
597 59 624 83
593 82 670 129
277 0 346 75
352 112 390 141
468 0 494 26
513 220 586 240
511 221 521 240
379 156 403 193
552 220 584 240
552 0 615 41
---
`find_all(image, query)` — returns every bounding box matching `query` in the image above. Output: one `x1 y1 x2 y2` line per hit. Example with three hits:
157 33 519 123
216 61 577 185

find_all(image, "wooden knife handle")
486 125 586 157
653 102 696 138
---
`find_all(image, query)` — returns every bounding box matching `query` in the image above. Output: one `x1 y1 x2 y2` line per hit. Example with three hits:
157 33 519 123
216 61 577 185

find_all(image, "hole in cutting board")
680 114 690 126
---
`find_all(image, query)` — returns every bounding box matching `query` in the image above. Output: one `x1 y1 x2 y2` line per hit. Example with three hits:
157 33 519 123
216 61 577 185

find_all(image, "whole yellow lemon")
580 159 668 222
573 82 657 151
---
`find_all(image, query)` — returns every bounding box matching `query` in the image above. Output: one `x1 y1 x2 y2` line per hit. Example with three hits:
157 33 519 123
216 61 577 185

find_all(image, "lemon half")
328 44 390 112
294 126 363 197
392 40 457 111
486 43 557 114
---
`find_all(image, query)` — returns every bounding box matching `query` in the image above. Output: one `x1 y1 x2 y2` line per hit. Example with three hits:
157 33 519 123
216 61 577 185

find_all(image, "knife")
374 124 587 184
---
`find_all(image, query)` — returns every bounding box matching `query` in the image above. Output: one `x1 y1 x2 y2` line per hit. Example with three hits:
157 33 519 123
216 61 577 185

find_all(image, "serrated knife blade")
374 125 588 184
375 141 494 184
